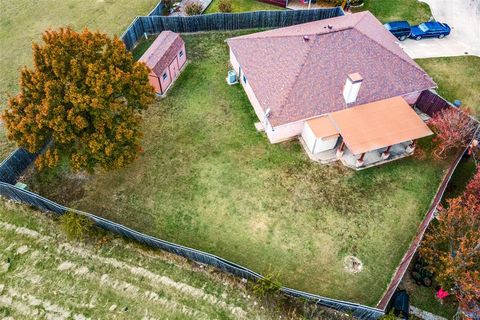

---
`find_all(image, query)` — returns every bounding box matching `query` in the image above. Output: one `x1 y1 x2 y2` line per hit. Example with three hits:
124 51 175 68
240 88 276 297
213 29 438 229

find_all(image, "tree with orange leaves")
2 28 155 173
420 167 480 316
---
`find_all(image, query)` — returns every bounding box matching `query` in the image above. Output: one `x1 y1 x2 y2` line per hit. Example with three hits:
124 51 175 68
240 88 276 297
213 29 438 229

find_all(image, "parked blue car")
409 22 451 40
384 21 411 41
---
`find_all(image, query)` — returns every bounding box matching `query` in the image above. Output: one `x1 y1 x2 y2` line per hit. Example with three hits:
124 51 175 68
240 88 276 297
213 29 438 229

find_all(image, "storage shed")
139 31 187 95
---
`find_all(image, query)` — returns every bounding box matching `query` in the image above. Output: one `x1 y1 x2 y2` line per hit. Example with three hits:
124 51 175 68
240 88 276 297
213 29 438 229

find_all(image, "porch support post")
406 140 416 154
356 153 365 167
308 0 312 9
336 141 346 158
381 145 392 160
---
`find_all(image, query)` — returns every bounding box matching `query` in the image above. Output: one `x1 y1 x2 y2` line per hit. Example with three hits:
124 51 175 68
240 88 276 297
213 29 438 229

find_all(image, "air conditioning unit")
226 70 238 85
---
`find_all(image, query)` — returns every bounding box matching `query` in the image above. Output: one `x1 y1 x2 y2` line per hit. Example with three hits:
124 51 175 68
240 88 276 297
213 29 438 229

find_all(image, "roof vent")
303 35 310 41
328 24 333 30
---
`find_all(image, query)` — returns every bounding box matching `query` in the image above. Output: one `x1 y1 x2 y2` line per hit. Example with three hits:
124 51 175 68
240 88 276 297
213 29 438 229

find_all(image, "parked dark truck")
384 21 411 41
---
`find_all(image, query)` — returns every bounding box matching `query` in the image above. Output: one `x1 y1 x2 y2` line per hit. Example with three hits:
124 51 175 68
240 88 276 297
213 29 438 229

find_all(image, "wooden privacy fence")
377 122 480 310
415 89 453 117
120 7 344 50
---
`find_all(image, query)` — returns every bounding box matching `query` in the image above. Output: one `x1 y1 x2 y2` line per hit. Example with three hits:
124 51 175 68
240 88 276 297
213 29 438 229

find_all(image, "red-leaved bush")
428 107 477 159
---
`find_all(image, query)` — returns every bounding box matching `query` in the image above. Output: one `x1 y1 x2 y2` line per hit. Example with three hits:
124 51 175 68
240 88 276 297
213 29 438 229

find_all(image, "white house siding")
230 50 268 128
301 122 317 152
266 120 304 143
301 122 338 154
314 136 338 153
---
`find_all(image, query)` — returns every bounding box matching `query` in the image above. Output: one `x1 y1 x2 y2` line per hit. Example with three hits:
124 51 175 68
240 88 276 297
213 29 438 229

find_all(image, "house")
226 11 435 169
139 31 187 95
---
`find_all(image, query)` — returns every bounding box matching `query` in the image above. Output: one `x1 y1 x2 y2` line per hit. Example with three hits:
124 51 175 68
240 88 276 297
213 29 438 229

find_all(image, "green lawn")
0 200 308 319
25 31 451 306
204 0 283 13
416 56 480 115
0 0 159 158
355 0 432 24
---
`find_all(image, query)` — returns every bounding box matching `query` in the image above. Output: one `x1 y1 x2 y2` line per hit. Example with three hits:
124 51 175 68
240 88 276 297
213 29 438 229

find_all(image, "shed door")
169 57 180 80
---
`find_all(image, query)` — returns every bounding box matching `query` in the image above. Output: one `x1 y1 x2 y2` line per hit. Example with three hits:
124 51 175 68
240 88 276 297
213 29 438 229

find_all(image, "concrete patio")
339 141 414 170
300 137 416 170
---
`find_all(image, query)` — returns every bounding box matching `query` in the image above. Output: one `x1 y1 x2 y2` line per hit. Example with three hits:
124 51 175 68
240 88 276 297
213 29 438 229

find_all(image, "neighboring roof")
227 11 436 127
139 31 184 75
329 96 433 155
306 116 339 139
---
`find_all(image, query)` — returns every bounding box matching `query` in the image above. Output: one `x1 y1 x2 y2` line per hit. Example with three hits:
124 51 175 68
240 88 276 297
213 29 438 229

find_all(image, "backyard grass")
416 56 480 115
25 31 451 306
204 0 283 13
355 0 432 24
0 200 307 319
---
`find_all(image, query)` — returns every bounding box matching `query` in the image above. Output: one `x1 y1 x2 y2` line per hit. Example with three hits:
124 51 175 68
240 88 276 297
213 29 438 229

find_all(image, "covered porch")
300 96 433 170
337 140 416 170
301 137 417 170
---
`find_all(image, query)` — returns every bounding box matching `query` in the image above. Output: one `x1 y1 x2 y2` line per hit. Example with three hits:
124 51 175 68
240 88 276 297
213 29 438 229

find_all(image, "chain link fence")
0 150 384 318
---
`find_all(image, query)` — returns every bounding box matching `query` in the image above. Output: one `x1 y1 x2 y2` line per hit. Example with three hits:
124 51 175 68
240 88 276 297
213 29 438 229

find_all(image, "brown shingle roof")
227 11 436 127
139 31 184 76
329 96 433 155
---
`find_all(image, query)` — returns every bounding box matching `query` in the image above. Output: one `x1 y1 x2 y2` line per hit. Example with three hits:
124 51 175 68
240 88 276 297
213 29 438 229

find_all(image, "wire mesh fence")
121 7 344 50
0 146 384 319
0 148 37 184
0 174 384 318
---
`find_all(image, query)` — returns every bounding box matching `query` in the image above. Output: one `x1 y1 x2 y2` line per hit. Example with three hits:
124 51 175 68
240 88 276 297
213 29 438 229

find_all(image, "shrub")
163 0 175 13
252 271 282 296
428 107 477 159
59 212 94 240
184 0 203 15
218 0 233 12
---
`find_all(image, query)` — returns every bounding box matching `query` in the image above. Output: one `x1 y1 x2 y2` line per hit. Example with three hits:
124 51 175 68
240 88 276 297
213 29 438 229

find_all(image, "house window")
162 72 168 80
243 74 247 84
179 50 184 57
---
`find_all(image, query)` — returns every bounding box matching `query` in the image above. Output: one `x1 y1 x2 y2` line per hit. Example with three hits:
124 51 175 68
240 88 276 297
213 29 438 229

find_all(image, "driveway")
399 0 480 58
